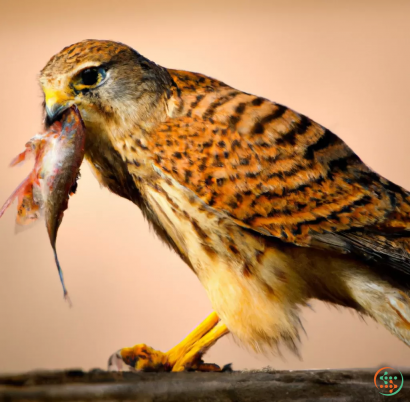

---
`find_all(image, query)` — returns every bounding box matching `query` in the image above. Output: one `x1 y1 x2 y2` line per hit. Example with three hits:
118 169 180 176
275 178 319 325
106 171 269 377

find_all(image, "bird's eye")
74 66 107 90
81 68 100 85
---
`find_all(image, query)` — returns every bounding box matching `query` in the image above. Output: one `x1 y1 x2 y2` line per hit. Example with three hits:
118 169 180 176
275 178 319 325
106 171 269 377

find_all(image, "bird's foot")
108 344 170 372
107 344 222 372
107 312 229 372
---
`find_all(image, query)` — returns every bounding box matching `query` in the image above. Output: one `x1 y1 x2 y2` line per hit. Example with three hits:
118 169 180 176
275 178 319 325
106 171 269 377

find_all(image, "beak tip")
45 104 53 119
46 103 70 122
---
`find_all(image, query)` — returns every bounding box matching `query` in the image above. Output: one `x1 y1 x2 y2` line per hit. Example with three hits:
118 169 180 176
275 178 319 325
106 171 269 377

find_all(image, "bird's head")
40 39 171 128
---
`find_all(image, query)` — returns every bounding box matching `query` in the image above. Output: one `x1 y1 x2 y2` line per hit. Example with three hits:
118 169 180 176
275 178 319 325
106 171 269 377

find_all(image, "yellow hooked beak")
43 87 73 121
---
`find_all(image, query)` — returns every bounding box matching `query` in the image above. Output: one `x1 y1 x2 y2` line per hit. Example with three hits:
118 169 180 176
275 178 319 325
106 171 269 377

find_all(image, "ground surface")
0 369 409 401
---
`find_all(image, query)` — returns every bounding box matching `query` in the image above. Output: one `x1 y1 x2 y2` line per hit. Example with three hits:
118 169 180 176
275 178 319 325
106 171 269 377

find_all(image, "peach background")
1 0 410 373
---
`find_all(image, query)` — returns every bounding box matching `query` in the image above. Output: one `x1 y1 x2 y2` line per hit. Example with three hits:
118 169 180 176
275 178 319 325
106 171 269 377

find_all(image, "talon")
221 363 233 372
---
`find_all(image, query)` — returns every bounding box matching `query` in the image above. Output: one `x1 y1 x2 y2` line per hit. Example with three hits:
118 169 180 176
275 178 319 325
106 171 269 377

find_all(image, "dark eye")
80 67 106 86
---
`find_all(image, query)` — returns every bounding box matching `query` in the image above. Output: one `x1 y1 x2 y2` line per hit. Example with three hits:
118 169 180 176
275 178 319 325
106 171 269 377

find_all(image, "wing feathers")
149 69 410 274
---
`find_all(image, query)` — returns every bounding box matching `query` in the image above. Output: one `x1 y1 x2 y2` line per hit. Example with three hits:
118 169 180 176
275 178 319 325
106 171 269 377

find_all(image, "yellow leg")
108 311 229 372
166 311 219 366
171 321 229 372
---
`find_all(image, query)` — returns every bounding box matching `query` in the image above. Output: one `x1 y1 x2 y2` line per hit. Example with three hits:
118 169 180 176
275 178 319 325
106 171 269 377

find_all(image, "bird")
39 39 410 372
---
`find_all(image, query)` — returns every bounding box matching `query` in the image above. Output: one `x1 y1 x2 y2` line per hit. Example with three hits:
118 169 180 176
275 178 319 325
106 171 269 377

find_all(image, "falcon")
39 39 410 371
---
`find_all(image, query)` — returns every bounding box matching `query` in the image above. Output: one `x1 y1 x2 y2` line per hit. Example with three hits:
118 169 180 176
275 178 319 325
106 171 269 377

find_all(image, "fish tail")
52 246 71 305
65 292 73 308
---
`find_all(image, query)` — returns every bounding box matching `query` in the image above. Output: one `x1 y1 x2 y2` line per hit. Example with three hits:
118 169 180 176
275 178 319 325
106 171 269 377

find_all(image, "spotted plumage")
38 39 410 371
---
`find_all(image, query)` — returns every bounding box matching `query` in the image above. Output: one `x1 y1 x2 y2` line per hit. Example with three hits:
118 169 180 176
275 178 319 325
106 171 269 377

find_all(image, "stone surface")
0 368 409 401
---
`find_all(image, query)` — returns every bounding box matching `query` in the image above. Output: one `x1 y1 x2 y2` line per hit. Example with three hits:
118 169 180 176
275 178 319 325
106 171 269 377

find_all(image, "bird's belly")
144 178 307 349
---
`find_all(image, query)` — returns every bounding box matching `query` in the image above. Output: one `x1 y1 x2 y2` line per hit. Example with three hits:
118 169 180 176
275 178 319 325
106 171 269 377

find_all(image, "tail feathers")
373 290 410 347
387 292 410 332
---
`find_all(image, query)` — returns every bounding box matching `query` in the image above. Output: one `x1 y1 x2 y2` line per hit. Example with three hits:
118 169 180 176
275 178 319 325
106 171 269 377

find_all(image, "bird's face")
42 63 109 122
40 40 147 128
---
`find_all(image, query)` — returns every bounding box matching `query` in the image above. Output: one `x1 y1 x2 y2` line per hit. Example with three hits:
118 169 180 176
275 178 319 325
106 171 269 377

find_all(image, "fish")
0 106 86 303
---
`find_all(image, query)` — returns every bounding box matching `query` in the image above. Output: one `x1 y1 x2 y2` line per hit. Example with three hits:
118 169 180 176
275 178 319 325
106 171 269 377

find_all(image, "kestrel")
39 39 410 371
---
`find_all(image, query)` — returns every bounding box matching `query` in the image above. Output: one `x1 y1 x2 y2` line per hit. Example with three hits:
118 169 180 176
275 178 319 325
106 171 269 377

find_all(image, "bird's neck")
109 80 174 139
90 70 182 185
